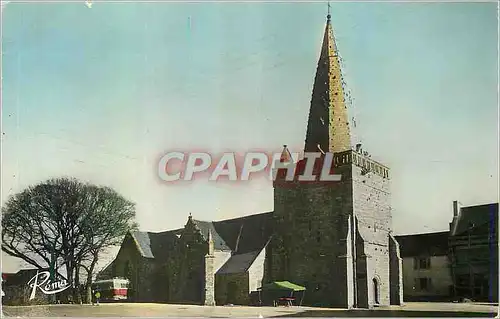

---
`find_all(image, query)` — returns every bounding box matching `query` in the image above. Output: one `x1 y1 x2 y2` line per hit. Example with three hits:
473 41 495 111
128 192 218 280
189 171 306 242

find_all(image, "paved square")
2 302 498 317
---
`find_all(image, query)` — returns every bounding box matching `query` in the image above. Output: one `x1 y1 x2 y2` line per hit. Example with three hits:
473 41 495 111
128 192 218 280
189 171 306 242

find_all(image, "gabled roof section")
212 211 274 255
395 231 449 258
191 219 231 251
451 203 498 236
127 211 274 261
130 229 181 261
216 251 261 274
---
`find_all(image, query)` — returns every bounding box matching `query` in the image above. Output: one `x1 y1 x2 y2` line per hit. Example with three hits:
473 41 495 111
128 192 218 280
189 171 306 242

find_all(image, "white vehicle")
92 278 130 301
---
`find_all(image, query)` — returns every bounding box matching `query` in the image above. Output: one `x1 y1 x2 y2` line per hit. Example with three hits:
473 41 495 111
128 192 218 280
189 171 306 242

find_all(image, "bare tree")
2 177 137 303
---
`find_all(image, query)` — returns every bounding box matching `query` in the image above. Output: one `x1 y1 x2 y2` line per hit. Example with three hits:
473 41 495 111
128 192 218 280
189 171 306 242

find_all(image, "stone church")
98 13 403 309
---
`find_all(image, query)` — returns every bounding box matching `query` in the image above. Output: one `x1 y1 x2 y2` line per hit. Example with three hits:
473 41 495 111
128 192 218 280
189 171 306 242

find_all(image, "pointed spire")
207 229 214 255
304 8 351 154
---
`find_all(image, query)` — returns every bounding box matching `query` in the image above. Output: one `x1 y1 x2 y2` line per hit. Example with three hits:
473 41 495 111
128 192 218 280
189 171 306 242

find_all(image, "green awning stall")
259 281 306 292
257 281 306 306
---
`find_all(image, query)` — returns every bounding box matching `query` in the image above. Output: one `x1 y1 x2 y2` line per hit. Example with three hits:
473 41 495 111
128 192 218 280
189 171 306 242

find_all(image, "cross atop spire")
327 2 331 19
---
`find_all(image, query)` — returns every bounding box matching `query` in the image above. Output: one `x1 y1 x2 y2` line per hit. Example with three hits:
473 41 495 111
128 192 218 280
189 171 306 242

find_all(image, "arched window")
373 277 380 304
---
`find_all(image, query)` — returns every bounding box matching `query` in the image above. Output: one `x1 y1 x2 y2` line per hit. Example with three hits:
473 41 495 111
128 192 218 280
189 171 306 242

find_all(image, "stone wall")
215 273 249 305
103 233 160 302
168 219 208 304
270 150 397 309
204 254 215 306
207 251 232 306
389 234 403 305
271 162 354 308
351 153 392 307
248 248 266 293
214 251 232 273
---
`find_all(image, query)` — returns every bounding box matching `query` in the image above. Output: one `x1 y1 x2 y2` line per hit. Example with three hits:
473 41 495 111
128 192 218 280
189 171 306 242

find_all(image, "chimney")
453 201 459 217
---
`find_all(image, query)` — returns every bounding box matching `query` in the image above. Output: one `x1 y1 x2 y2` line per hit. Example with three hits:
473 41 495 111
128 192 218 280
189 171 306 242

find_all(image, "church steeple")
304 10 351 154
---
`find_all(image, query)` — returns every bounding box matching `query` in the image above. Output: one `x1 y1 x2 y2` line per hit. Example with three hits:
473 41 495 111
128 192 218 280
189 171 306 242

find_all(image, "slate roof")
217 251 261 274
212 212 274 254
395 231 449 258
192 220 231 251
451 203 498 236
211 212 273 274
130 229 181 261
128 211 274 273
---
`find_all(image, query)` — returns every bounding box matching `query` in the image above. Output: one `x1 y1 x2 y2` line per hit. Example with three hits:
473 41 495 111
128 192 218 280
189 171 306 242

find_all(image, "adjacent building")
2 269 50 305
98 12 404 309
395 201 498 303
449 201 498 302
396 232 453 301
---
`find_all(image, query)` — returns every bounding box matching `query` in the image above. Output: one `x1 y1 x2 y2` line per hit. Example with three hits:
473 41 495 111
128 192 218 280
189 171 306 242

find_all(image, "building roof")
217 251 261 274
192 219 231 251
212 212 273 255
3 268 50 286
451 203 498 236
130 229 181 260
395 231 449 258
128 211 274 270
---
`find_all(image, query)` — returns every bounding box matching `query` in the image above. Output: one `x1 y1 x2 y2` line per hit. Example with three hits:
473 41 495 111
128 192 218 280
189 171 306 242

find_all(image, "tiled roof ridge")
461 202 498 209
395 230 449 238
211 211 273 223
132 228 182 235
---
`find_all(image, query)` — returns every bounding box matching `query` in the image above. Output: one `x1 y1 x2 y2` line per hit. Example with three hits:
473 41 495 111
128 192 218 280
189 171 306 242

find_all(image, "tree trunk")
84 254 99 304
74 266 82 304
65 260 75 304
86 284 93 304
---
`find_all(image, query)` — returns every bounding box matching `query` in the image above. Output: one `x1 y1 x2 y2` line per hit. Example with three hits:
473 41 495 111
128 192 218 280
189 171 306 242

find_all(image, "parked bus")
92 278 129 302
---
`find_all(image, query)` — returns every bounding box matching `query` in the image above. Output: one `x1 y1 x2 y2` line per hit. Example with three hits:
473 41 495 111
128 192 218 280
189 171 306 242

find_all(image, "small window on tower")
316 231 321 243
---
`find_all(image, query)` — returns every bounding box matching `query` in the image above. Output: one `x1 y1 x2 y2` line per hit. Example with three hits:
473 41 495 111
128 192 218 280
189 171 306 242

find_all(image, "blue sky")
1 1 498 272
